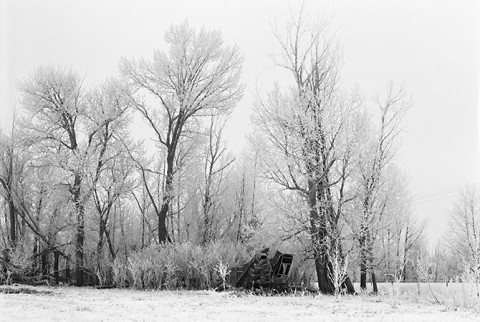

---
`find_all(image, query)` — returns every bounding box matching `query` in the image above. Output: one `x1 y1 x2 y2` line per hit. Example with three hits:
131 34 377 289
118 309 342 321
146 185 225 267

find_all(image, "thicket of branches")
0 15 428 293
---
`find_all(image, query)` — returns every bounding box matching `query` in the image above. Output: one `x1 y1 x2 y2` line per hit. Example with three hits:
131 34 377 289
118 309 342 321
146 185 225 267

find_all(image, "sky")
0 0 479 248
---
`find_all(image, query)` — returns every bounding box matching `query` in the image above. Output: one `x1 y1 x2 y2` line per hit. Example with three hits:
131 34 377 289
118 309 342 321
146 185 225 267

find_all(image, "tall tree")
19 66 88 285
120 21 244 243
355 84 409 292
254 10 363 294
18 67 130 286
0 123 24 248
85 79 134 271
201 113 234 245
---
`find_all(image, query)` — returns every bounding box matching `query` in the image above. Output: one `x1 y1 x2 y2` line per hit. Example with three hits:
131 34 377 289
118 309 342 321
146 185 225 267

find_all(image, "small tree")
446 186 480 297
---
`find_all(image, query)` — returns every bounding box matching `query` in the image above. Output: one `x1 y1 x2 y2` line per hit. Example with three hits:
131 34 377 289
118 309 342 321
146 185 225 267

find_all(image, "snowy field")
1 283 479 322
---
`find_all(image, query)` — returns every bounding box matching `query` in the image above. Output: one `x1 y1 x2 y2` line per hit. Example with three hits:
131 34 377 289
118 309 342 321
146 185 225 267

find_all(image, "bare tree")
0 122 24 248
18 66 130 286
446 186 480 290
355 84 410 292
254 9 364 294
201 112 234 245
85 79 134 273
120 21 244 243
1 122 73 277
372 167 424 283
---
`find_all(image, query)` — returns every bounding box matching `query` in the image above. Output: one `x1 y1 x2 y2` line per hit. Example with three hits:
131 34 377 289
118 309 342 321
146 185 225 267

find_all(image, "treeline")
0 12 433 293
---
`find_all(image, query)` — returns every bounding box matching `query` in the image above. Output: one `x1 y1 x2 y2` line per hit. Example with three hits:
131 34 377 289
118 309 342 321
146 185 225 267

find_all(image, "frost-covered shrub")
112 241 250 290
111 257 128 288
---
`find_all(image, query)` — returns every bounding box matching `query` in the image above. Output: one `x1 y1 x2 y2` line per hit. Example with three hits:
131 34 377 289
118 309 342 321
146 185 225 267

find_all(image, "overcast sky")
1 0 479 247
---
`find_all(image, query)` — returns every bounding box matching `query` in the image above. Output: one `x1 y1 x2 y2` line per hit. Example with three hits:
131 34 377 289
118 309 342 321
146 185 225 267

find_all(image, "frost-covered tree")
200 112 234 245
253 10 365 294
354 84 410 292
120 21 244 243
0 123 24 248
446 186 480 283
85 79 134 272
18 67 131 286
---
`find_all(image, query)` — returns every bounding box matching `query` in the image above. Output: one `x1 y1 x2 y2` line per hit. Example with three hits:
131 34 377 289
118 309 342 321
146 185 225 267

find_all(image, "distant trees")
445 187 480 282
120 21 244 244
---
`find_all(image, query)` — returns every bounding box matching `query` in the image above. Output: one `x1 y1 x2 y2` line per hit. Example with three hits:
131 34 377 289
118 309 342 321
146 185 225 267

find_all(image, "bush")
112 241 250 290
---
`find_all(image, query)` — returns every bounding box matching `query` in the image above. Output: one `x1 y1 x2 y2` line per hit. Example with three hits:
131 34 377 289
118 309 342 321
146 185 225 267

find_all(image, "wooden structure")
230 249 293 291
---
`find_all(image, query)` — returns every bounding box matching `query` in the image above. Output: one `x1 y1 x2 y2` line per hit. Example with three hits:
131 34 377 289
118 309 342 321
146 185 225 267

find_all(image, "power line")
413 182 480 201
412 182 480 205
414 193 461 205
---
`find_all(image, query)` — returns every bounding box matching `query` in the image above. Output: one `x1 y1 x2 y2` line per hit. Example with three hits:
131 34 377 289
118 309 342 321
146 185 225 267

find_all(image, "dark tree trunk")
158 152 174 244
360 260 367 290
314 256 334 294
66 255 71 284
41 250 49 276
104 227 115 260
308 180 334 294
97 216 107 270
8 199 16 248
75 227 84 286
33 239 38 273
73 173 85 286
141 208 145 249
158 203 169 244
54 250 60 284
343 275 356 294
371 271 378 294
75 208 85 286
359 223 368 291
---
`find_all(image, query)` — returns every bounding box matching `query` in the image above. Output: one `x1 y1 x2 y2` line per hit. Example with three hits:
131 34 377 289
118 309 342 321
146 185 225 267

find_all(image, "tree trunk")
158 153 174 244
8 199 16 248
309 179 334 294
73 173 85 286
66 255 71 284
343 275 356 294
202 191 214 245
54 250 60 284
33 238 38 273
104 227 116 260
371 271 378 294
359 229 368 290
97 216 105 271
75 215 85 286
158 203 169 244
41 250 49 276
332 233 356 295
360 260 367 290
402 225 410 282
314 256 334 294
141 209 145 249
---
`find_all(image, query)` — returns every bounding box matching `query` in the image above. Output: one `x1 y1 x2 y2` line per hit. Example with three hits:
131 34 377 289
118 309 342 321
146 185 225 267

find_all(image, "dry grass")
0 283 479 321
361 282 480 312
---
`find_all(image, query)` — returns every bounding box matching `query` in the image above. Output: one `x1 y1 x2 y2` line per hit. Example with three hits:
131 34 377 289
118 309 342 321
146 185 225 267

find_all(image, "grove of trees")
0 13 441 294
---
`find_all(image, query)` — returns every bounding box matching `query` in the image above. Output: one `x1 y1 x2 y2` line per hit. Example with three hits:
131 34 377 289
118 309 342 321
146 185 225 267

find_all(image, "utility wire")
413 182 480 201
412 182 480 205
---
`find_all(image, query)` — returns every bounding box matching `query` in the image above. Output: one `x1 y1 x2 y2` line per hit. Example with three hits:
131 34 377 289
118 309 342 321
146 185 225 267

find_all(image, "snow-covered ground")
0 284 479 321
